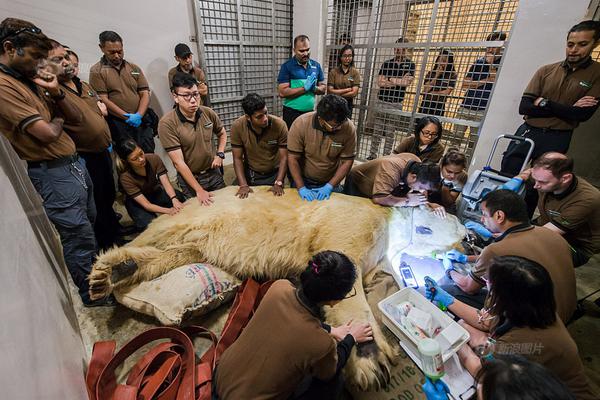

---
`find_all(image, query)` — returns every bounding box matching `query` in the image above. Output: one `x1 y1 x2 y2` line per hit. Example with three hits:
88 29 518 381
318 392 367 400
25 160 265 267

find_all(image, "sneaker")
83 295 117 308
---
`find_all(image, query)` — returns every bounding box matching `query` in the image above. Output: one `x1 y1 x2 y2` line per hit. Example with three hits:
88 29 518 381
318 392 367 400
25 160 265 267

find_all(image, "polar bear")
89 186 465 390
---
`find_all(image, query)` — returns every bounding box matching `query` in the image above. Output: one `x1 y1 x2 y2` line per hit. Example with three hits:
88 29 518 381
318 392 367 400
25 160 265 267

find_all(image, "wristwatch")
538 98 549 108
274 180 283 187
216 152 225 159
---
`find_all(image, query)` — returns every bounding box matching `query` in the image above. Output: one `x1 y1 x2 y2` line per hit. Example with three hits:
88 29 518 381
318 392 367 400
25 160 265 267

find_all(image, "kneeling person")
231 93 288 198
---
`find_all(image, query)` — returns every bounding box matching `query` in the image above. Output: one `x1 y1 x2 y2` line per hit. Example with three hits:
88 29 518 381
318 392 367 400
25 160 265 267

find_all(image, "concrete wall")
469 0 593 172
293 0 327 67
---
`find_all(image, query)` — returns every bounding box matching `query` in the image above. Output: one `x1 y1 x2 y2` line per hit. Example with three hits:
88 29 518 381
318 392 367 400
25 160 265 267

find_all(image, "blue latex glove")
303 74 316 92
465 221 493 240
314 183 334 201
298 186 316 202
422 377 450 400
441 256 453 272
445 249 467 263
500 177 523 192
424 276 455 308
124 112 142 128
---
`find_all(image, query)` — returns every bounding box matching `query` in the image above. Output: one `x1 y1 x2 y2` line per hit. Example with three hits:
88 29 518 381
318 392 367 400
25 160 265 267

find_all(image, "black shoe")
115 212 123 221
83 294 117 308
118 224 137 236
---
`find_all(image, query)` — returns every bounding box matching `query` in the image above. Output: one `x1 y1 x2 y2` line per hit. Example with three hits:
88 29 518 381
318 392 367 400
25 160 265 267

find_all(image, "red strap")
86 341 116 400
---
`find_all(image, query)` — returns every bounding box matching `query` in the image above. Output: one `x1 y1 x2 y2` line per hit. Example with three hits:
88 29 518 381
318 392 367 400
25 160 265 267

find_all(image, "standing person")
287 94 356 202
115 139 186 231
215 250 373 400
48 41 127 250
454 32 506 140
419 49 457 116
368 37 416 159
0 18 104 306
158 73 227 206
167 43 208 105
327 44 360 118
392 116 445 163
230 93 288 199
501 21 600 177
89 30 155 153
277 35 326 128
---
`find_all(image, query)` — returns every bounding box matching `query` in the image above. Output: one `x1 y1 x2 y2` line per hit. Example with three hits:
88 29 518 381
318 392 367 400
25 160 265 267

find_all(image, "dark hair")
241 93 266 116
476 355 575 400
414 116 443 146
0 18 51 55
300 251 357 303
48 39 62 49
481 189 529 224
66 48 79 61
99 30 123 45
316 94 349 123
337 44 355 67
395 37 409 44
533 153 574 178
294 34 309 47
488 256 557 330
440 148 467 169
114 139 140 173
431 48 456 78
407 162 442 188
486 31 507 41
171 72 198 90
568 20 600 41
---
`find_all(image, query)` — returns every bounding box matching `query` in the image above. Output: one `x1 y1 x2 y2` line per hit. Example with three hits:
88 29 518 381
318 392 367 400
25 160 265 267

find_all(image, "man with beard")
167 43 208 105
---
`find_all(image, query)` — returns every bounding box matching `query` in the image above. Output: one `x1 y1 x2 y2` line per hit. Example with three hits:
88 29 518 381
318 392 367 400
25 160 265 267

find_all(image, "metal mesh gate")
193 0 293 141
325 0 519 161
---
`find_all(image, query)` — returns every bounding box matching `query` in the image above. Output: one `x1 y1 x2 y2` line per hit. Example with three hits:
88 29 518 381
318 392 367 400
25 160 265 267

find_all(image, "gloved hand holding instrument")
424 276 455 311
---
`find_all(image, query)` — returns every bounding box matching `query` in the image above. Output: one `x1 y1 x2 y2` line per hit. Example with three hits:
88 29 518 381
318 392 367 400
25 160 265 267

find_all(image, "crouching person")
116 139 185 231
214 250 372 400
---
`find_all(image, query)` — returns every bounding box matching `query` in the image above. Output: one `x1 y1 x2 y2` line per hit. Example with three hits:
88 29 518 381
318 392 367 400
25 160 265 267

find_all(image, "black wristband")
170 195 177 200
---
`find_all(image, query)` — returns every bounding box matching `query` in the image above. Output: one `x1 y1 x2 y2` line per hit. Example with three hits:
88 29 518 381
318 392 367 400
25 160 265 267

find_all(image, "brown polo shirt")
393 136 445 163
287 111 356 183
61 77 111 153
471 224 576 323
349 153 421 198
158 106 224 174
119 153 167 198
89 57 149 114
215 280 338 400
537 177 600 258
0 66 75 161
168 65 207 105
495 320 596 400
523 58 600 130
230 114 287 173
327 65 361 90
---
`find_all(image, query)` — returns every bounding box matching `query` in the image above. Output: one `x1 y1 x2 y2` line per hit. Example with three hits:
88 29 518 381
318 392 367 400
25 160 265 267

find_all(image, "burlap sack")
114 263 240 326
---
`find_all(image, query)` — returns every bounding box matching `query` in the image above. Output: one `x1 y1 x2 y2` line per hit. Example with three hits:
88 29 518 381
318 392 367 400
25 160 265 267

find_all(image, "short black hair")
481 189 529 224
395 37 408 44
0 18 51 55
66 48 79 61
568 20 600 41
407 162 442 189
294 34 309 47
48 39 62 50
488 256 557 330
533 152 574 178
414 116 442 146
476 355 575 400
241 93 266 116
337 44 354 67
99 30 123 45
486 31 507 41
114 138 139 161
316 94 349 123
171 72 198 90
300 250 357 303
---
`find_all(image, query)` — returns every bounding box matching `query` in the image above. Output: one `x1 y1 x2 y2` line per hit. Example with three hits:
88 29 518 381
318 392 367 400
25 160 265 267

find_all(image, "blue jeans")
28 159 97 303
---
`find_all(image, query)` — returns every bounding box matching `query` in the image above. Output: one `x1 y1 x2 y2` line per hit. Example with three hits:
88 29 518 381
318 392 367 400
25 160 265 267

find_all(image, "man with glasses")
89 30 155 153
287 94 356 201
167 43 208 105
0 18 107 306
159 73 227 206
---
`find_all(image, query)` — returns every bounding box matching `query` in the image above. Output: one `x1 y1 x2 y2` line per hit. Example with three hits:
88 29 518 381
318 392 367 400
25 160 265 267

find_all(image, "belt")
524 123 572 133
27 153 79 169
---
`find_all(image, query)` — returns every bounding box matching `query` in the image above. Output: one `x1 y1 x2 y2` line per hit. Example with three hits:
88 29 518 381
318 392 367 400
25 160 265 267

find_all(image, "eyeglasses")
420 130 438 139
340 54 353 59
319 117 345 132
174 92 201 101
344 287 357 299
0 26 42 42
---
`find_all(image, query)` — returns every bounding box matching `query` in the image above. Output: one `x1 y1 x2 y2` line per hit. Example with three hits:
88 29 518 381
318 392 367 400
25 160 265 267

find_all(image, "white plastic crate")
378 287 470 363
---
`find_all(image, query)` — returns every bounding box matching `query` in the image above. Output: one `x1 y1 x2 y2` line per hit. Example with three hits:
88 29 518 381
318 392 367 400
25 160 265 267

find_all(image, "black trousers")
232 166 278 186
283 106 310 129
80 149 121 251
125 187 186 230
107 116 156 153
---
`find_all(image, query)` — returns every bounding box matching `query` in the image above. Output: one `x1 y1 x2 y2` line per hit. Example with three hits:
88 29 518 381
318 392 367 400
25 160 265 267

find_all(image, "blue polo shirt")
277 57 324 112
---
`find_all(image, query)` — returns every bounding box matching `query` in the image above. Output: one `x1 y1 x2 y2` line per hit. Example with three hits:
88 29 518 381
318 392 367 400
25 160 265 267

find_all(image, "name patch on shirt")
203 122 214 129
331 142 343 148
267 140 278 145
579 80 592 89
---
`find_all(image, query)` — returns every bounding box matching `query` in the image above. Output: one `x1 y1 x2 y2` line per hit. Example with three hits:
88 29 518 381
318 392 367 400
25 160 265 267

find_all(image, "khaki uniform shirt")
496 320 596 400
168 65 207 105
0 66 75 161
89 58 149 114
393 136 445 164
537 177 600 258
287 112 356 183
327 66 361 90
61 78 111 153
158 106 224 174
523 58 600 130
349 153 421 198
119 154 167 198
215 280 338 400
471 224 576 323
230 115 287 173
